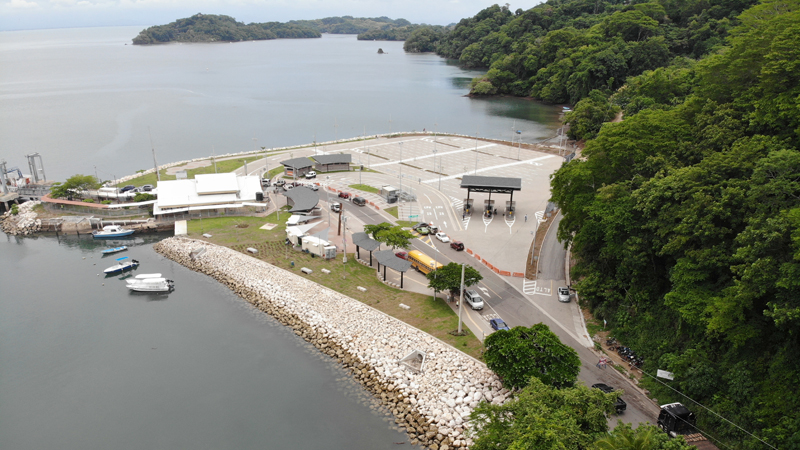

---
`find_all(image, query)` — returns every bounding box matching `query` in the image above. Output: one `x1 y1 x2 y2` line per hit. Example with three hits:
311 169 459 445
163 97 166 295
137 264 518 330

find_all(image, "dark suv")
591 383 627 414
352 197 366 206
119 185 136 193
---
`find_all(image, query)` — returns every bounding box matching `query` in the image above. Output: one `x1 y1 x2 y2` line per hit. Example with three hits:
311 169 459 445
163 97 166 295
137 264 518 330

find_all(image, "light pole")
342 216 348 263
474 130 479 174
517 130 522 160
458 263 465 334
398 141 403 191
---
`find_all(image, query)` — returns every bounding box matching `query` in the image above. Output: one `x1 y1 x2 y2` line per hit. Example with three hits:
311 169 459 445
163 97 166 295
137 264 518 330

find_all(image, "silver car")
557 286 570 303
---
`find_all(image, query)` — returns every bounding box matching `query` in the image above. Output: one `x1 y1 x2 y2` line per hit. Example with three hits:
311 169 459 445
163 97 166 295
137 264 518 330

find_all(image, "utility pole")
338 203 343 236
342 216 348 263
149 128 161 182
458 264 465 334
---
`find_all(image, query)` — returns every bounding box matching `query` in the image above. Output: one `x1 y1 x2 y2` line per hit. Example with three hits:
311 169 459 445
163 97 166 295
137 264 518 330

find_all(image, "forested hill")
132 14 320 45
404 1 757 103
547 0 800 448
289 16 411 35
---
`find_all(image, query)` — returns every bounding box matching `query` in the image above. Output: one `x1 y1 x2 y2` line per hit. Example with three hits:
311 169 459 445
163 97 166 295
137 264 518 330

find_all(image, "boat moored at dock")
126 276 174 292
93 225 135 239
101 246 128 255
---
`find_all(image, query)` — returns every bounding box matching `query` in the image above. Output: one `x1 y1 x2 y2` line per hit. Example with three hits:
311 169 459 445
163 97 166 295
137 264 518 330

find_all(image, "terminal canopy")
460 175 521 194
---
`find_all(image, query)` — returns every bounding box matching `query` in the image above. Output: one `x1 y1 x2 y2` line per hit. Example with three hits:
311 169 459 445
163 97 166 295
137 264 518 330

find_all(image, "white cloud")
9 0 39 8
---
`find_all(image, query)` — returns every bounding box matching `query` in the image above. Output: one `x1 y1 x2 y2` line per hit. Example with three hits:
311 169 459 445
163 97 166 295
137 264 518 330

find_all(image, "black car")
591 383 627 414
119 185 136 193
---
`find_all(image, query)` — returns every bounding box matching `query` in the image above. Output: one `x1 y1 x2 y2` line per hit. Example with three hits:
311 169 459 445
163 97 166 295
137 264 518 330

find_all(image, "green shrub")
101 200 112 205
10 204 19 215
82 198 95 203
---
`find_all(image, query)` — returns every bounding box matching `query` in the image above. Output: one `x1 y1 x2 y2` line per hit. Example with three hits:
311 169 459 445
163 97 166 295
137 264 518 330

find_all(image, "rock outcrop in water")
155 237 509 449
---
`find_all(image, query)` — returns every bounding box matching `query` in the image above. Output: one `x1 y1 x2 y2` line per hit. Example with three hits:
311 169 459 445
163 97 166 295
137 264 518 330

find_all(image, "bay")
0 26 562 449
0 26 561 181
0 233 409 449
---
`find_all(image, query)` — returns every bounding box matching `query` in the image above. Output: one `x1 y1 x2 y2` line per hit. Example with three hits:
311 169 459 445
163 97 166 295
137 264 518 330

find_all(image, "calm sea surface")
0 26 561 181
0 26 561 449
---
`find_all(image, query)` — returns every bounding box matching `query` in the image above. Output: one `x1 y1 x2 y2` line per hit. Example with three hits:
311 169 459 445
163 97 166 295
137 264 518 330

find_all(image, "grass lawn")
120 156 264 188
385 206 399 218
185 215 483 358
349 184 380 194
265 166 285 179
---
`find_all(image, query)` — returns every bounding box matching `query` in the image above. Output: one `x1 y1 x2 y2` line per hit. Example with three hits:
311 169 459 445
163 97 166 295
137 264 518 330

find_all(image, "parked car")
435 231 450 243
489 318 510 331
338 192 351 199
428 224 439 234
557 286 571 303
450 241 464 251
261 178 271 187
464 289 484 310
331 202 341 213
284 184 293 191
274 179 286 187
119 185 136 193
395 251 408 260
307 184 319 191
305 171 317 179
352 197 366 206
591 383 627 414
142 184 154 192
416 226 430 235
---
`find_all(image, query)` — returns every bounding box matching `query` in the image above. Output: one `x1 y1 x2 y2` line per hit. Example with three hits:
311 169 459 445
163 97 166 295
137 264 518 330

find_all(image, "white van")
464 289 484 310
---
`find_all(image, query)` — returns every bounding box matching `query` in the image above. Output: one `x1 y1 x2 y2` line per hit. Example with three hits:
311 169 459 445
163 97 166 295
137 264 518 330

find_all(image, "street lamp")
399 141 403 191
342 216 348 263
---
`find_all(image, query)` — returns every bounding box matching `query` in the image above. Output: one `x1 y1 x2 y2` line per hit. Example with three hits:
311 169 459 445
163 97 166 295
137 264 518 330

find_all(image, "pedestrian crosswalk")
482 313 500 321
523 279 537 295
462 216 470 230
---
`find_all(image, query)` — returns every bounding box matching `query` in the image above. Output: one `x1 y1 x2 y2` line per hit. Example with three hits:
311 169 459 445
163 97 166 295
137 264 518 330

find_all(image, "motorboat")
93 225 135 239
101 246 128 255
126 276 174 292
103 256 139 274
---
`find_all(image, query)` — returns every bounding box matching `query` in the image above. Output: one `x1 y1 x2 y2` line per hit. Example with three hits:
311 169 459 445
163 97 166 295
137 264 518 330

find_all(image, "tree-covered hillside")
549 0 800 448
132 14 320 44
289 16 411 35
405 0 757 103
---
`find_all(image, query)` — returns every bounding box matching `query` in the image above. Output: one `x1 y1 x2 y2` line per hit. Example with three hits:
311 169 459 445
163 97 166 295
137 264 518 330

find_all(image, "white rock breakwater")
0 201 41 236
155 237 510 449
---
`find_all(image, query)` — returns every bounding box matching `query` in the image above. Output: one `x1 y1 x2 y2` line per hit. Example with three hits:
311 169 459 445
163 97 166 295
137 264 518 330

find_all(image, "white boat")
133 273 162 279
103 256 139 274
93 225 135 239
126 277 174 292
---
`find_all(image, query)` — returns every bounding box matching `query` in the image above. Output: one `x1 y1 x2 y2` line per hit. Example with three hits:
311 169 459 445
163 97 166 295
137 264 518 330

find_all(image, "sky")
0 0 547 31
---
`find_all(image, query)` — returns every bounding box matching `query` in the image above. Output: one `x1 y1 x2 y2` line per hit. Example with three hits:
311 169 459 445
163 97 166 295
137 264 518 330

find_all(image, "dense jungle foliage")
403 0 757 104
548 0 800 448
289 16 411 35
132 14 320 44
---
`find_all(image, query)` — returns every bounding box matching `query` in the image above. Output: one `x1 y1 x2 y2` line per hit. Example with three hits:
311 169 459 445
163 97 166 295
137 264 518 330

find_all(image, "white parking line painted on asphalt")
421 154 557 184
370 143 496 167
505 215 515 234
483 214 493 232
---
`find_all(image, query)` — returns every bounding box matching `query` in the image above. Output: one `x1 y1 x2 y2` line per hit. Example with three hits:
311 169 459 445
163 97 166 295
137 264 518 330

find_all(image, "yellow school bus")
408 250 443 275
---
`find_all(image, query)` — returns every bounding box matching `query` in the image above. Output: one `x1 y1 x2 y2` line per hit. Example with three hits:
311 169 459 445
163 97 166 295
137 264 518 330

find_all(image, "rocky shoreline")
154 237 510 449
0 201 42 236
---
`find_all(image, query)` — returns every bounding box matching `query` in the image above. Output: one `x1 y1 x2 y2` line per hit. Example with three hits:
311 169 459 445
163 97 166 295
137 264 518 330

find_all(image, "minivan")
464 289 484 310
352 197 366 206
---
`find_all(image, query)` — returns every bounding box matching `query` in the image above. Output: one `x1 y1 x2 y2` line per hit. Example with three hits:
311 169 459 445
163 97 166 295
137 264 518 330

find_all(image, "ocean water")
0 26 561 181
0 26 562 449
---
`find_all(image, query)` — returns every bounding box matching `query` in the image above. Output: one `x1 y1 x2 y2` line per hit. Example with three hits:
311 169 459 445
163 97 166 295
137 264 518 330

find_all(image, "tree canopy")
425 262 483 297
469 377 613 450
50 174 101 199
548 0 800 447
483 323 581 390
363 222 414 249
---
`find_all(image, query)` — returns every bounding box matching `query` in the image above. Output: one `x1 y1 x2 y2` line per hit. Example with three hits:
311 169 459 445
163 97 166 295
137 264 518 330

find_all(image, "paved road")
252 138 659 427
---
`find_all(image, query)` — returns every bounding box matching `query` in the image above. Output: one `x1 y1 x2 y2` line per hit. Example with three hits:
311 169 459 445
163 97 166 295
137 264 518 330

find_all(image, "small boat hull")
101 246 128 254
93 225 135 239
126 278 174 292
103 259 139 274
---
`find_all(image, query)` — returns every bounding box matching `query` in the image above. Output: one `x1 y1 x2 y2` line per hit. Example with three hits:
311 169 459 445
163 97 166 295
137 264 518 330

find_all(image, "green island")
132 14 428 45
132 14 321 45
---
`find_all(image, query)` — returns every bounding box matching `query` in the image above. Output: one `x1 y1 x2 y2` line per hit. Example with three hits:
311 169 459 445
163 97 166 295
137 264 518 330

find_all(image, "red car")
338 192 351 199
450 241 464 251
395 251 408 260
